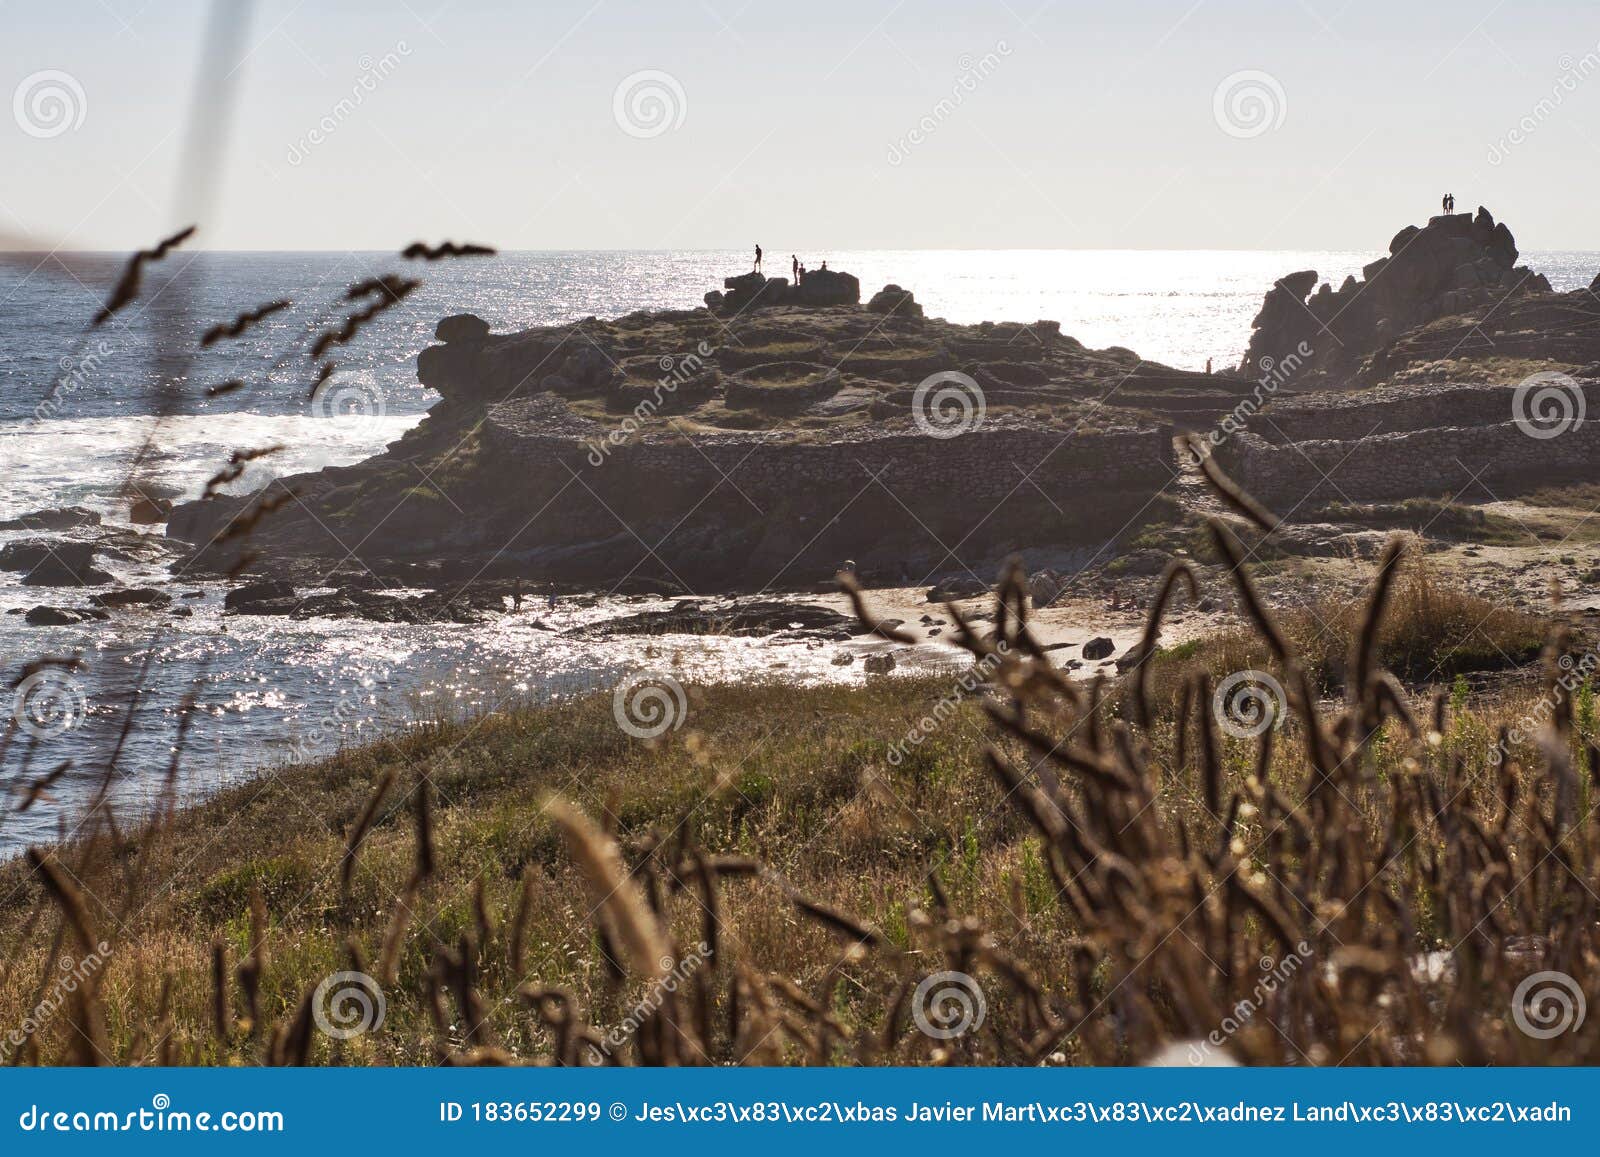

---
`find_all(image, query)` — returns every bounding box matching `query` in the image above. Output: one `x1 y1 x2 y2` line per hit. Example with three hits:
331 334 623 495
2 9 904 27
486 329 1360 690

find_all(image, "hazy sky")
5 0 1600 252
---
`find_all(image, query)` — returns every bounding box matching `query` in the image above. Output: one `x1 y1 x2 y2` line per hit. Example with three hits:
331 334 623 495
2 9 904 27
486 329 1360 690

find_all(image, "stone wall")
1253 379 1600 444
1217 420 1600 507
485 396 1171 504
471 395 1176 584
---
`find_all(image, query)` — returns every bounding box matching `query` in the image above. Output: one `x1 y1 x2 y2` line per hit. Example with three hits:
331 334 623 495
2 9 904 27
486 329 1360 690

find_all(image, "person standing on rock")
753 243 762 273
791 254 799 282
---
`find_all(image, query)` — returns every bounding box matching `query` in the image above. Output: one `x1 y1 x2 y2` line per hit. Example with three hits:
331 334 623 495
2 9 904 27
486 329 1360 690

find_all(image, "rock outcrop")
714 269 861 313
0 540 115 586
867 284 923 319
1241 207 1552 388
171 281 1243 590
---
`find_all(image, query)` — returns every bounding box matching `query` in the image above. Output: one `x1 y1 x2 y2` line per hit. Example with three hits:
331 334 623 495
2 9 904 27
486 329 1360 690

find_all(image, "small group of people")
752 245 824 284
1441 192 1457 213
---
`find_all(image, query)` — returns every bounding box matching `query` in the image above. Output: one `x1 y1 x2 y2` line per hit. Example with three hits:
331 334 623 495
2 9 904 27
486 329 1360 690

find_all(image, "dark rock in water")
0 540 58 572
12 541 115 586
92 588 172 610
577 598 861 640
0 506 102 532
129 497 174 524
1082 636 1115 660
25 605 107 627
863 651 897 674
703 290 725 309
224 579 297 615
436 313 490 343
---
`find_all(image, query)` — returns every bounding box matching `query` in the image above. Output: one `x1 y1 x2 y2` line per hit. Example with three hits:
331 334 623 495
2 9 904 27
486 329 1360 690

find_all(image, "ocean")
2 247 1597 849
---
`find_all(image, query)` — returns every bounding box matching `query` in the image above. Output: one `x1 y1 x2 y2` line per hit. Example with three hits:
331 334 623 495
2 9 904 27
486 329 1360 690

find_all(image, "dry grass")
2 525 1597 1064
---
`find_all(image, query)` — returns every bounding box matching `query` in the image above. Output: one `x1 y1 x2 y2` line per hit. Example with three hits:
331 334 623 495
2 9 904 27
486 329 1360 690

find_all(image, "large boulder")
224 578 298 615
867 284 923 318
129 497 173 524
25 605 108 627
435 313 490 343
2 540 115 586
0 507 101 532
794 268 860 307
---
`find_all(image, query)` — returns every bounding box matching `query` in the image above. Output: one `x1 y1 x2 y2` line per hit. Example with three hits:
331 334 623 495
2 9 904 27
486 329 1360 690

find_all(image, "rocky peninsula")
20 206 1585 638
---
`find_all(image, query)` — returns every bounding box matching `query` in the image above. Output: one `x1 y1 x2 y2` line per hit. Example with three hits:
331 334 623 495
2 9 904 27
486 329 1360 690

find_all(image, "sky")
4 0 1600 252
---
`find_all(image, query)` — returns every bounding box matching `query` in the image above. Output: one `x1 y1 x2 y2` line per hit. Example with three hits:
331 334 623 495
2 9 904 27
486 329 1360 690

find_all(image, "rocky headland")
164 276 1246 597
34 207 1590 642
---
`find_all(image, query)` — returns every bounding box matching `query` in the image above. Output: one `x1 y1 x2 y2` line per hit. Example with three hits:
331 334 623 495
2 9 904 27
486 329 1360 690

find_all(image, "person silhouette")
791 254 799 282
753 244 763 273
1441 193 1449 213
819 260 828 272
